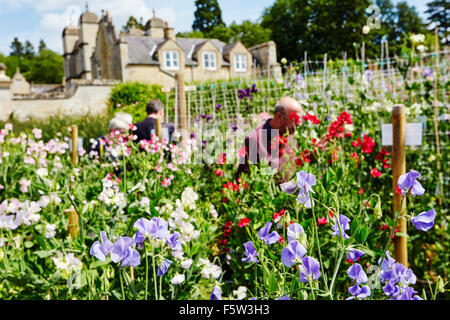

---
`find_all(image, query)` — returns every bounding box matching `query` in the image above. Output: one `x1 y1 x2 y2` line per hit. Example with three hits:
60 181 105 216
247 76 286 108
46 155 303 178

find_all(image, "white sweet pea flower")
233 286 248 300
170 274 185 285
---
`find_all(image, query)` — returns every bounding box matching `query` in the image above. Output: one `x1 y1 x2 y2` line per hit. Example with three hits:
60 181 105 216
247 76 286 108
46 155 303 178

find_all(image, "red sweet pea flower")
395 186 402 195
358 188 365 194
215 169 223 177
279 236 284 244
317 217 328 226
219 239 227 246
238 217 250 228
295 157 304 167
289 112 301 125
346 258 354 264
328 209 335 218
361 135 376 154
352 138 362 148
273 209 286 223
370 168 382 178
380 224 389 231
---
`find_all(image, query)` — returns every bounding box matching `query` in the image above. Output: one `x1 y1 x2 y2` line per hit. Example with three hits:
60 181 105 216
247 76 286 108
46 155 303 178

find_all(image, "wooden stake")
64 207 79 239
155 117 162 141
392 104 408 267
71 124 78 165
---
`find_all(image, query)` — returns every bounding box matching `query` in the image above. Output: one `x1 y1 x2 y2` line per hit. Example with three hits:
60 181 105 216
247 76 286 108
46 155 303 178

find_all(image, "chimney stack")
164 22 175 41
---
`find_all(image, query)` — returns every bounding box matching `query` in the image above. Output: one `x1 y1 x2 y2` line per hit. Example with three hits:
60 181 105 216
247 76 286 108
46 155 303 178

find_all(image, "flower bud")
374 198 383 219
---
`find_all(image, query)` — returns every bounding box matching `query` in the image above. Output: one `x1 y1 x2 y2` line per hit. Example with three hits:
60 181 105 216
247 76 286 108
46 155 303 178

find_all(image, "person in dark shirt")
134 99 174 144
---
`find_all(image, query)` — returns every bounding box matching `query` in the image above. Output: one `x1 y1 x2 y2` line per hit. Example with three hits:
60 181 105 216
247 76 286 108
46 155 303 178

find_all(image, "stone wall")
0 84 112 122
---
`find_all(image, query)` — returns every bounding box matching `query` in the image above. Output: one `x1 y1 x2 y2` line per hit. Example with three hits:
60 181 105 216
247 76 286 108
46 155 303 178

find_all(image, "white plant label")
381 123 422 146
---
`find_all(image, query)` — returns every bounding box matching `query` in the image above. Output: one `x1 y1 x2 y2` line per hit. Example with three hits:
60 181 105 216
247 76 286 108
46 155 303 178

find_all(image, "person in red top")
236 97 327 182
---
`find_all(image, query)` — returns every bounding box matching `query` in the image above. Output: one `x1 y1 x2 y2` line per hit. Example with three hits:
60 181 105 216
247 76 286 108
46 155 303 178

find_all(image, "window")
203 52 217 70
234 54 247 72
164 51 179 70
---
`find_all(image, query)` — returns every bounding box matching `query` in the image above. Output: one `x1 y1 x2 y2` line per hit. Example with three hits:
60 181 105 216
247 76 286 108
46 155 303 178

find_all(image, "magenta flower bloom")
397 169 425 196
299 256 321 283
157 258 172 276
346 249 366 262
411 209 435 231
110 237 140 267
258 222 281 245
90 231 114 261
331 214 351 239
242 241 259 263
287 223 305 242
210 286 222 300
281 240 307 267
347 263 368 284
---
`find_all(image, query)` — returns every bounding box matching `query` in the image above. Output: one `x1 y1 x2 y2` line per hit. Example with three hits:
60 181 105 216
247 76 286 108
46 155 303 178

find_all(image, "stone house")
62 9 281 87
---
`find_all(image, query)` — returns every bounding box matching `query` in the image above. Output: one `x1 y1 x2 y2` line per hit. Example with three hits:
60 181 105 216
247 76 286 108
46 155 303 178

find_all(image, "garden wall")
0 84 112 122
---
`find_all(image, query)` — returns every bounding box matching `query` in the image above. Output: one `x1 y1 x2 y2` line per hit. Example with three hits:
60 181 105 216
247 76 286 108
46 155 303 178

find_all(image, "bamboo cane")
433 27 443 207
71 124 78 165
392 104 408 267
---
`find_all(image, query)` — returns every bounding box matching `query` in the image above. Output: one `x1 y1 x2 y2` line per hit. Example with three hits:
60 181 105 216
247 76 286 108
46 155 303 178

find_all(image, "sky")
0 0 431 56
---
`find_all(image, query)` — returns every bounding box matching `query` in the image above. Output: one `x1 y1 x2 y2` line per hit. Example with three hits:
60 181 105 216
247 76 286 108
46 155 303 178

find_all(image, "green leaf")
35 250 55 258
395 232 409 238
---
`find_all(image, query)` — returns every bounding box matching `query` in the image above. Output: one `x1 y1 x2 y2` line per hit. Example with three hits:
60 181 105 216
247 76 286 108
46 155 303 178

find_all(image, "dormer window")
203 52 217 70
164 51 179 70
234 54 247 72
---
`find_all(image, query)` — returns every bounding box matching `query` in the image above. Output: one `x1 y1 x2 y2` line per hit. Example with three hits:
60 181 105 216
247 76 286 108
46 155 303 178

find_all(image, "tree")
176 30 205 39
26 49 64 84
10 38 24 57
192 0 225 34
122 16 145 33
228 20 272 48
38 40 47 53
425 0 449 44
24 40 35 60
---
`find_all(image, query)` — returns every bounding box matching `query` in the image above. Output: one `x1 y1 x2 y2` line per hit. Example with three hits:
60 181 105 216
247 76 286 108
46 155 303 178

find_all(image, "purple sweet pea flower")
242 241 259 263
346 249 366 262
347 263 368 284
287 223 305 242
251 83 258 93
210 286 222 300
134 231 146 245
134 217 169 242
166 231 182 251
280 171 316 208
395 286 423 300
423 68 433 78
110 237 140 267
411 209 436 232
397 169 425 196
157 258 172 276
216 103 222 110
347 284 371 300
276 294 290 300
331 214 351 239
258 222 281 245
90 231 114 261
383 282 400 297
281 240 307 267
299 256 321 283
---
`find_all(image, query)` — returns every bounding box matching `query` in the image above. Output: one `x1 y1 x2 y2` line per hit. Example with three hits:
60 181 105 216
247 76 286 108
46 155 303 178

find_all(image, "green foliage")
425 0 449 44
25 49 64 84
108 82 167 123
0 39 63 84
122 16 145 32
261 0 429 61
